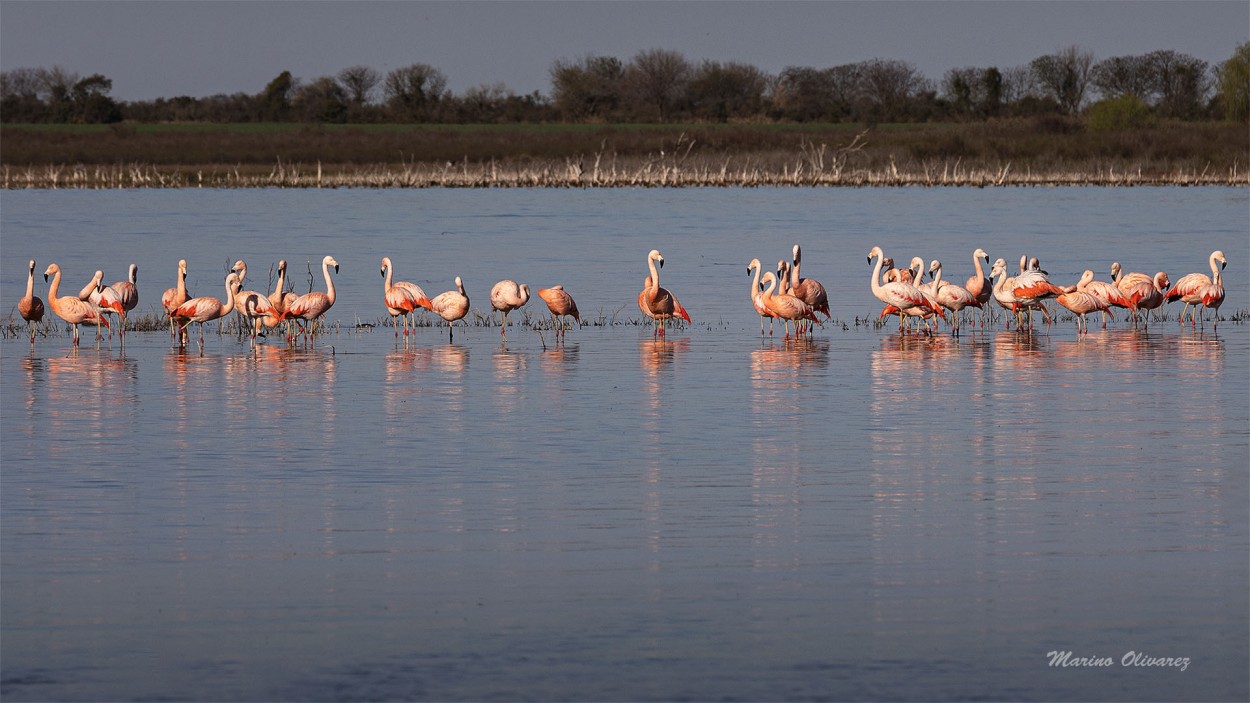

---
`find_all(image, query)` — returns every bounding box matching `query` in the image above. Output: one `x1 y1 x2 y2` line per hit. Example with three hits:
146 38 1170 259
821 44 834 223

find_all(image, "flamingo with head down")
490 279 531 339
539 284 579 343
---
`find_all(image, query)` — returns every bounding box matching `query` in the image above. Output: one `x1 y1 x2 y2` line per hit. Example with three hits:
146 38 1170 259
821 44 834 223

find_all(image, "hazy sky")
2 1 1247 101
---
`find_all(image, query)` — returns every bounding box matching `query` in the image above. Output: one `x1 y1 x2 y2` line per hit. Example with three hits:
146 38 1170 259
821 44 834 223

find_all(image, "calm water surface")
2 187 1247 701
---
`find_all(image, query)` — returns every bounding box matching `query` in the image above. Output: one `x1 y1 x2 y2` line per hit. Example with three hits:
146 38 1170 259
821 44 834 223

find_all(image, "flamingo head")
867 246 884 264
747 258 761 276
973 248 989 262
1214 251 1227 270
792 244 802 261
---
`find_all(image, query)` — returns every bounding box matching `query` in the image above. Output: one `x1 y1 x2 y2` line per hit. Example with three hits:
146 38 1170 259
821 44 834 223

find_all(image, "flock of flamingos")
15 244 1230 348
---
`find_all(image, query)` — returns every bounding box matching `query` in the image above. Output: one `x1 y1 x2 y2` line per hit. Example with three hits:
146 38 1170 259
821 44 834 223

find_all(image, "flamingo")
1056 289 1109 335
171 272 242 347
231 259 278 346
1111 262 1154 293
790 244 831 328
161 259 192 340
990 258 1020 327
747 258 779 336
381 257 422 339
1123 272 1171 328
1074 269 1130 328
965 248 992 327
928 259 980 336
867 247 944 333
759 271 820 338
1164 250 1227 329
261 259 300 339
639 249 691 337
104 263 139 340
282 256 339 341
77 270 121 340
18 259 45 343
43 263 110 346
538 284 579 343
415 276 470 342
1010 258 1067 329
490 279 531 338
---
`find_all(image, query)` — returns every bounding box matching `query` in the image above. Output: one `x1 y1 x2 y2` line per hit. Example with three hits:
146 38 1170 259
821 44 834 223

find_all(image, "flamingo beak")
334 264 340 274
380 268 385 278
44 273 49 282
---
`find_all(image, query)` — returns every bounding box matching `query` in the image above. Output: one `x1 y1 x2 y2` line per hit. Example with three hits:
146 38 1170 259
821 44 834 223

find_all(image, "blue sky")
2 1 1247 101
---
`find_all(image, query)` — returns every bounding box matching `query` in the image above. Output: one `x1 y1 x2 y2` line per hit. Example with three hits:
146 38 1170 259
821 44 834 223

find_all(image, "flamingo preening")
538 285 579 343
490 279 531 339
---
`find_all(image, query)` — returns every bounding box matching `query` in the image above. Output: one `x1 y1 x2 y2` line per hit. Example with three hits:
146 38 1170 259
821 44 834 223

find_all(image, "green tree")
71 74 122 123
293 76 348 123
1217 41 1250 121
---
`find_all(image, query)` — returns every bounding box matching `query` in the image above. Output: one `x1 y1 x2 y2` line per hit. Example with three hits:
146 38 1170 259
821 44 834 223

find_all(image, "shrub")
1087 95 1153 132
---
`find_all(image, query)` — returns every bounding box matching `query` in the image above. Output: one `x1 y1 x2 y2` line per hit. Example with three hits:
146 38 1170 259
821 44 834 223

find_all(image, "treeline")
3 43 1248 126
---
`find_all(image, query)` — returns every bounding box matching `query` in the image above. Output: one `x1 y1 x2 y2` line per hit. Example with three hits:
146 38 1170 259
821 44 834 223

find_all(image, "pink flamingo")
790 244 831 326
538 285 579 343
43 263 110 346
99 263 139 340
759 271 819 338
161 259 192 339
639 249 691 337
1164 250 1227 329
867 247 944 333
171 272 242 347
964 248 992 327
415 276 470 342
990 258 1018 326
490 279 531 338
231 260 278 346
1123 272 1171 328
1074 269 1130 328
381 257 423 339
1056 289 1109 335
928 259 980 336
1111 262 1154 293
282 256 339 341
747 258 780 336
77 270 121 340
260 259 300 339
18 259 45 343
1011 258 1067 329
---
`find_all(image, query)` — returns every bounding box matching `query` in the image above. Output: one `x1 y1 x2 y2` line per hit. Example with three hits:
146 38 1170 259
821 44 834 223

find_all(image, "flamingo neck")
869 253 885 296
323 261 336 303
220 280 237 316
647 256 661 302
26 268 35 298
47 269 61 300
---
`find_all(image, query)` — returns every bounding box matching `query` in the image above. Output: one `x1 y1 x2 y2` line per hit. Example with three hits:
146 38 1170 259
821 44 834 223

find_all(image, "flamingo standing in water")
990 258 1019 327
1010 258 1067 329
1075 269 1130 328
790 244 830 333
639 249 691 337
261 259 300 339
490 279 531 339
928 259 980 336
283 256 339 341
867 246 943 333
77 270 123 341
538 285 579 343
18 259 45 343
43 263 109 346
162 259 192 340
381 257 422 339
747 258 779 336
415 276 470 342
964 248 992 327
1164 250 1227 329
98 263 139 341
1123 272 1171 328
1056 289 1109 335
231 259 278 346
171 272 242 348
759 271 819 338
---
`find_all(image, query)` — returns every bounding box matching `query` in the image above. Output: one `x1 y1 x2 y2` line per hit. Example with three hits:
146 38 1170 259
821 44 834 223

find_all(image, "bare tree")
550 55 624 120
1146 50 1211 118
624 48 692 121
859 58 932 120
338 65 381 106
1092 54 1152 100
293 76 348 122
384 63 448 121
1030 46 1095 114
687 60 769 121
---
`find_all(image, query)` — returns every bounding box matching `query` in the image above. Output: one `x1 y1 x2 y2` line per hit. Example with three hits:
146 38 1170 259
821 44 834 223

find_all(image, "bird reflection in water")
491 346 528 416
41 347 138 463
639 336 689 418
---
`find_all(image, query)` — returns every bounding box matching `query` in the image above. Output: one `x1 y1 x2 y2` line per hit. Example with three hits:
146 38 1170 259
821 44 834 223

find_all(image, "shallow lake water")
2 187 1247 701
